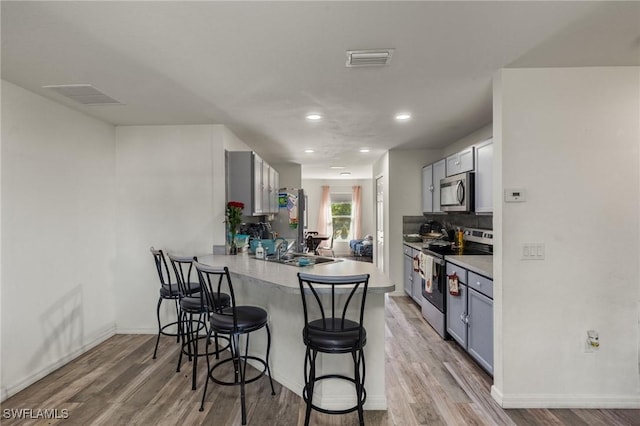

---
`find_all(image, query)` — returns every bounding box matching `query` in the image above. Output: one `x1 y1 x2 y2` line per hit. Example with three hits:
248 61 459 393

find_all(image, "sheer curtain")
352 185 362 240
316 185 331 237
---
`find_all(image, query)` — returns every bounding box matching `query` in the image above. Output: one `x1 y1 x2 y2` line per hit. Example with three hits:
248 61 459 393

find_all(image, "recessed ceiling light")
395 113 411 121
330 166 346 169
306 114 322 121
304 149 315 153
340 172 351 176
359 148 370 153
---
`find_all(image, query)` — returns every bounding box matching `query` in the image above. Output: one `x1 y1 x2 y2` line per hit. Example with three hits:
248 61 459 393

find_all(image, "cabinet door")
261 162 270 214
411 251 423 306
253 153 263 214
458 147 474 174
403 253 413 296
468 288 493 375
446 154 460 177
446 284 467 347
474 139 493 213
422 164 433 213
446 147 474 176
432 159 446 212
270 169 279 213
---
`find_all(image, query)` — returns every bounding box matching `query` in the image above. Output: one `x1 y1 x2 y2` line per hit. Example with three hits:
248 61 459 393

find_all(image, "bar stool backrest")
193 262 238 328
167 253 199 301
297 273 370 346
150 247 177 296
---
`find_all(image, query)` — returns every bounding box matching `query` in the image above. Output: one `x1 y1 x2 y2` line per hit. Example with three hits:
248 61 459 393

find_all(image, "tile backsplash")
403 213 493 235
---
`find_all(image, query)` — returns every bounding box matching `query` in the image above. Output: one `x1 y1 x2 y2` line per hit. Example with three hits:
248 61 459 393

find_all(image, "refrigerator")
270 188 306 253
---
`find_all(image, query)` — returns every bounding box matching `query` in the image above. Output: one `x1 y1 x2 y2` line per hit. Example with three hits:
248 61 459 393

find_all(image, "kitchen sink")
265 253 342 267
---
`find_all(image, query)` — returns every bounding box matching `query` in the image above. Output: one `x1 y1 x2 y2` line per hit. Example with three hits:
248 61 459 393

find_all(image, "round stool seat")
304 319 367 353
210 306 268 333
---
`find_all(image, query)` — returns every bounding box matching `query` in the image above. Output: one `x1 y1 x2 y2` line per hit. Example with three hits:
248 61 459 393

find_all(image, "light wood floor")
3 295 639 425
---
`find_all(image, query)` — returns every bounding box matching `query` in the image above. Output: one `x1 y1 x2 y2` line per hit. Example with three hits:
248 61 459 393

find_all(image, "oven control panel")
463 228 493 245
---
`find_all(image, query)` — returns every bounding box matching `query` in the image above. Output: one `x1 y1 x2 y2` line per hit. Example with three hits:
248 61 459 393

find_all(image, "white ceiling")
2 1 639 179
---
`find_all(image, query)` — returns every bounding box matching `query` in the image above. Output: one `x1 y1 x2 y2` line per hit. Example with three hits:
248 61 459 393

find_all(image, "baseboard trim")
115 327 156 334
491 385 640 409
1 323 116 402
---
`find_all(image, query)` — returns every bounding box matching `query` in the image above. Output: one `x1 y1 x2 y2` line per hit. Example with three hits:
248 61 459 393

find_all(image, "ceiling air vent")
346 49 394 67
42 84 123 105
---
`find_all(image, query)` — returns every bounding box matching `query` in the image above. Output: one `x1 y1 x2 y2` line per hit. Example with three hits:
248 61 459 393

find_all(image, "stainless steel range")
420 228 493 338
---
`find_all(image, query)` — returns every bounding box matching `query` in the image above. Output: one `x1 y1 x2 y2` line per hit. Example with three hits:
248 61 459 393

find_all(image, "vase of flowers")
226 201 244 255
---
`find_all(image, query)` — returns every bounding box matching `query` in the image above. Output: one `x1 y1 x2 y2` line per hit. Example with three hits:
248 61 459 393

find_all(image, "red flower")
227 201 245 209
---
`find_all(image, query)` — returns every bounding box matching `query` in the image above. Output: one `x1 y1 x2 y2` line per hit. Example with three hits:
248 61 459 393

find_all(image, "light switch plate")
505 188 526 202
521 243 545 260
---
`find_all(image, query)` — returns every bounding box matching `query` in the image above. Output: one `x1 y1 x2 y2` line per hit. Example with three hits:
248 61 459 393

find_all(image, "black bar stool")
297 272 370 426
150 247 187 359
168 254 230 390
195 262 275 425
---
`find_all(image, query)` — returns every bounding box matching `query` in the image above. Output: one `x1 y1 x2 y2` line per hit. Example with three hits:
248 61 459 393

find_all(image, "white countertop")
404 241 493 279
446 255 493 279
196 252 395 293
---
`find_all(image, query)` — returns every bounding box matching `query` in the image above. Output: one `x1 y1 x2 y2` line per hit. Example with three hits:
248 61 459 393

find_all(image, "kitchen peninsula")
196 252 395 411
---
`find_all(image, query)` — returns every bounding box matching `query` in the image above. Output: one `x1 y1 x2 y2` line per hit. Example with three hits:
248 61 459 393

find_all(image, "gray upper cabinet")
474 138 493 213
446 147 474 177
422 159 446 213
422 164 434 213
227 151 279 216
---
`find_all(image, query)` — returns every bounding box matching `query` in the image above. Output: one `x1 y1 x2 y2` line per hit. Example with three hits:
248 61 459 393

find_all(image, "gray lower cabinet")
446 281 467 347
403 245 423 306
446 263 494 375
467 287 493 374
411 250 423 307
403 246 413 297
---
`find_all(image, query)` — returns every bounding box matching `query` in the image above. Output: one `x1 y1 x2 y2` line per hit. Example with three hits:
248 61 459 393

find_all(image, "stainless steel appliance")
269 188 306 253
420 228 493 338
440 172 474 212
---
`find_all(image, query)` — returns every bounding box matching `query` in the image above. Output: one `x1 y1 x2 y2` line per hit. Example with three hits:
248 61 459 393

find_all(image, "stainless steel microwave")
440 172 474 212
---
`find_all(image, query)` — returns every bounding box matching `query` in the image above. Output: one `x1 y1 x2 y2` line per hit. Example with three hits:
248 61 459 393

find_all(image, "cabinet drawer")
403 245 413 256
446 263 467 284
468 271 493 299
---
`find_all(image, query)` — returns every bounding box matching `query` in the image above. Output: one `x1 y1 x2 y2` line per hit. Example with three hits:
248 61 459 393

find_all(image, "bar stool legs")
199 324 275 425
153 296 181 359
302 347 367 426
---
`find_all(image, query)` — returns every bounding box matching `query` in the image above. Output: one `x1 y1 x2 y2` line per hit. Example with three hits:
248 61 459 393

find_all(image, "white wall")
273 162 302 189
1 80 117 399
114 124 250 333
387 149 442 293
442 124 493 157
373 153 389 274
493 67 640 408
302 178 374 255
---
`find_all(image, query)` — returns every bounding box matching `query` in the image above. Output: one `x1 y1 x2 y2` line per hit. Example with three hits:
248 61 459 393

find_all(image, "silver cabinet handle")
477 281 481 286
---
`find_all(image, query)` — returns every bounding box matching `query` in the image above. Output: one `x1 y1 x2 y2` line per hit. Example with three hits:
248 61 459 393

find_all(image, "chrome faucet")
276 242 288 260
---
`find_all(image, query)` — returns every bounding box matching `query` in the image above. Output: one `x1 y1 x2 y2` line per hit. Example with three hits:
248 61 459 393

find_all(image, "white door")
376 176 384 270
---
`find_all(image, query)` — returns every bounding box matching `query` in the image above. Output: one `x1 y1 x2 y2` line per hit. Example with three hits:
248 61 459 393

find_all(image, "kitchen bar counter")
198 252 395 293
196 252 393 411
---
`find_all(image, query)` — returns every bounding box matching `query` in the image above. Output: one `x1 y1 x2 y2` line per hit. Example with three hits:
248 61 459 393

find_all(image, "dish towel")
448 272 460 296
412 254 420 272
419 252 433 294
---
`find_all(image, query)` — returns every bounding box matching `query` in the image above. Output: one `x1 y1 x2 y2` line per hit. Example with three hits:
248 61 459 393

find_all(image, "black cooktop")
423 242 492 257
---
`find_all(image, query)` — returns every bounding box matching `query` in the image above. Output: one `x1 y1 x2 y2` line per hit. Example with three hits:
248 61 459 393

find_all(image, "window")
331 193 352 241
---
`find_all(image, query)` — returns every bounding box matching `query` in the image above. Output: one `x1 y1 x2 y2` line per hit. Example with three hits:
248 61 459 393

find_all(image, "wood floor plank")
3 295 638 426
